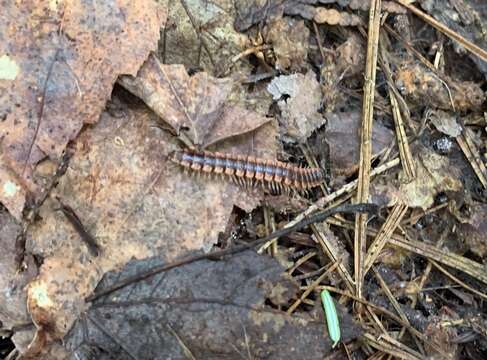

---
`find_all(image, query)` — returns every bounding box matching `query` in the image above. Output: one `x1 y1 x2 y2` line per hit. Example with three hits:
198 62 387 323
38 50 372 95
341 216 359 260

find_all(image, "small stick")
86 203 378 302
56 199 100 257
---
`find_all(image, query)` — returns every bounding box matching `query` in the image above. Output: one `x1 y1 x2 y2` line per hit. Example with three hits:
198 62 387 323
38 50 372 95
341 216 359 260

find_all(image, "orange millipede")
170 149 324 193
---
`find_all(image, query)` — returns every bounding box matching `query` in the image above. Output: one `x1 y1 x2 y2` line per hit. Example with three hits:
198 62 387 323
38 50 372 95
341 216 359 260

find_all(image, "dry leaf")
326 111 394 177
0 157 28 220
395 63 486 111
263 18 310 71
424 311 460 358
118 56 271 148
234 0 290 32
65 251 361 359
399 145 463 209
0 0 165 220
22 102 277 355
267 71 325 142
429 110 463 137
336 33 366 76
164 0 248 73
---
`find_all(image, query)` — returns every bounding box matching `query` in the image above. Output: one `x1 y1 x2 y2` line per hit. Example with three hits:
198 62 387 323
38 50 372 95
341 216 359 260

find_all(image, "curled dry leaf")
267 71 325 142
395 63 486 111
23 102 277 355
0 0 165 220
65 251 361 359
326 111 394 177
263 18 310 71
118 55 271 148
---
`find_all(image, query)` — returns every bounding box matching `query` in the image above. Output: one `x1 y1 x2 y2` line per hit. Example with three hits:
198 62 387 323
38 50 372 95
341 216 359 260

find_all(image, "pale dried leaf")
264 18 310 71
429 110 463 137
399 146 463 209
267 71 325 142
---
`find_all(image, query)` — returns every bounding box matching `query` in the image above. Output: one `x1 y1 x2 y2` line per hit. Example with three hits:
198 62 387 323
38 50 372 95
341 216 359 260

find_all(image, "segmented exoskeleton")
170 149 324 193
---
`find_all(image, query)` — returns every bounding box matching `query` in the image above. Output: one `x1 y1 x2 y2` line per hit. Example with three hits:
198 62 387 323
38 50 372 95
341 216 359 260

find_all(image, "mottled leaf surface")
66 251 361 360
0 0 165 219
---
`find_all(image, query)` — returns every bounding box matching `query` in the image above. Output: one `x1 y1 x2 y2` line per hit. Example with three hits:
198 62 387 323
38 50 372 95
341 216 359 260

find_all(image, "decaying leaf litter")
1 0 487 359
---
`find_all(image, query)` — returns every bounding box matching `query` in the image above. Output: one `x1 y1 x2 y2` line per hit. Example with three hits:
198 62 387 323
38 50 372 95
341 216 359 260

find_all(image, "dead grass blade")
364 202 409 273
328 217 487 285
456 128 487 189
354 0 382 298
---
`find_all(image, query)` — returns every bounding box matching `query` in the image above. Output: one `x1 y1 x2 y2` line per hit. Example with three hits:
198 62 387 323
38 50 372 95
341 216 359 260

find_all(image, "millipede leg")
276 182 283 194
245 178 251 188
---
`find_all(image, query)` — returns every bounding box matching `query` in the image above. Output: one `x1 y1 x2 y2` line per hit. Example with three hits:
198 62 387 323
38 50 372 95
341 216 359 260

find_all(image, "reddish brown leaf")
0 0 166 219
118 56 271 148
23 103 276 354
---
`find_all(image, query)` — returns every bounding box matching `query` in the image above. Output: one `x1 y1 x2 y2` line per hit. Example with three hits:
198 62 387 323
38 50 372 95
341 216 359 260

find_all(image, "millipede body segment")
170 150 324 192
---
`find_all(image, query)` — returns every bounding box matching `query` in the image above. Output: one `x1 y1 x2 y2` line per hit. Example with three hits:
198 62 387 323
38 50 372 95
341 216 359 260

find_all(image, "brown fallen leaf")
65 251 362 359
399 145 463 209
267 71 325 142
22 101 277 355
118 55 271 148
163 0 249 74
395 63 486 111
319 33 365 113
0 0 166 220
336 33 366 77
372 144 464 210
263 18 310 71
326 111 394 177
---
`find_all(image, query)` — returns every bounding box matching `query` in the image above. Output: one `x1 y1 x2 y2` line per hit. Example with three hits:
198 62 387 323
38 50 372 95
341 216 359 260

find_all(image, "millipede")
170 149 324 193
